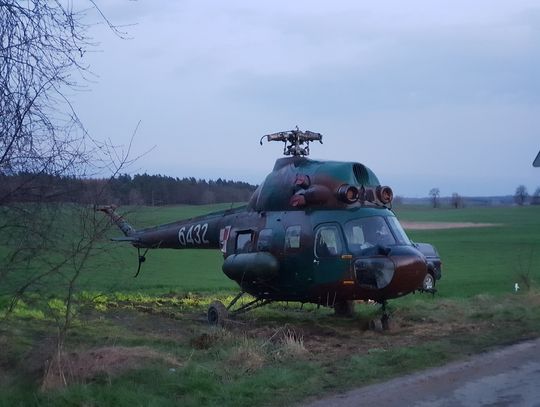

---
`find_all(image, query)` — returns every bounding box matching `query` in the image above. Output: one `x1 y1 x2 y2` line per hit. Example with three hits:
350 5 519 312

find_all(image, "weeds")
274 328 309 361
515 245 537 291
227 338 266 373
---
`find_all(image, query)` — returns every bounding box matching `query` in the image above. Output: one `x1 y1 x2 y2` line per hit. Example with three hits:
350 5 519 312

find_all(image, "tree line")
0 173 257 206
514 185 540 205
425 185 540 208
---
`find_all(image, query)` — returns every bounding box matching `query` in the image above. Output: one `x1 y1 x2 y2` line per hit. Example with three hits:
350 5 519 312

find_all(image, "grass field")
1 204 539 406
397 205 540 297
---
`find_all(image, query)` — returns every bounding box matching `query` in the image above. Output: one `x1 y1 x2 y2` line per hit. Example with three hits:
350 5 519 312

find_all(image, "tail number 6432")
178 223 209 246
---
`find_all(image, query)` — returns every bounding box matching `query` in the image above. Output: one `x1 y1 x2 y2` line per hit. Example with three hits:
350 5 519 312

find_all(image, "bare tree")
0 1 139 379
514 185 528 206
531 187 540 205
429 188 440 208
0 0 124 285
451 192 463 209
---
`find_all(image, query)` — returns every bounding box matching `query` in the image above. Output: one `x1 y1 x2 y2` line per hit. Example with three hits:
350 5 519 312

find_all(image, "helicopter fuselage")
100 154 442 307
108 205 438 306
220 206 431 305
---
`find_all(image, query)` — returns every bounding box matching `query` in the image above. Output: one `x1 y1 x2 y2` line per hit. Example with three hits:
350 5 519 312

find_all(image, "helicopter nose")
354 257 395 290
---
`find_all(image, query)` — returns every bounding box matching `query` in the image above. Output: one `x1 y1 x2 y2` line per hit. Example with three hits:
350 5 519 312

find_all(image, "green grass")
2 291 540 407
1 204 540 406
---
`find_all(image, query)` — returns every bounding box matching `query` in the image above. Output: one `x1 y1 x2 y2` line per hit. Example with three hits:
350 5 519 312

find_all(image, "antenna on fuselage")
260 126 323 156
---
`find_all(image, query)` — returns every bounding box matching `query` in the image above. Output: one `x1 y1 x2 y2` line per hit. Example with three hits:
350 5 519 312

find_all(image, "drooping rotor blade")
534 150 540 167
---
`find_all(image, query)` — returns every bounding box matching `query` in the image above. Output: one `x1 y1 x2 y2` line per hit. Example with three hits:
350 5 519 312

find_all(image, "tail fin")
95 205 136 237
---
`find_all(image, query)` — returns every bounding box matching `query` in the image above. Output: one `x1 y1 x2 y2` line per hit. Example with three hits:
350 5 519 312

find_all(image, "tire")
381 313 391 331
369 319 383 332
207 300 229 326
334 300 355 317
422 273 435 291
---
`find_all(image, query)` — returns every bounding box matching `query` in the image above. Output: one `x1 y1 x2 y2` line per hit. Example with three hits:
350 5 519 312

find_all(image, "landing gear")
207 300 228 326
206 292 274 326
334 300 355 317
369 300 391 332
421 273 437 294
422 273 435 290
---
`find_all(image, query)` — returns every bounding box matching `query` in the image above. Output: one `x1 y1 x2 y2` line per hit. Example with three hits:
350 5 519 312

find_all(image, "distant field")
394 206 540 298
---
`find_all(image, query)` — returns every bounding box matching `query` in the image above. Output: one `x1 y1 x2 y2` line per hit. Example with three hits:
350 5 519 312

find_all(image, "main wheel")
207 300 229 326
369 319 383 332
369 315 391 331
381 313 391 331
422 273 435 291
334 300 355 317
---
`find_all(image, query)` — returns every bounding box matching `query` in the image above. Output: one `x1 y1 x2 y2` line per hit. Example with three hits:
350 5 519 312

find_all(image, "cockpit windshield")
344 216 410 254
386 216 411 245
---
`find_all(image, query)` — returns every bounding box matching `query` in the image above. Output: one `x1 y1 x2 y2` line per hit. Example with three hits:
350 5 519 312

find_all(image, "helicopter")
97 129 442 330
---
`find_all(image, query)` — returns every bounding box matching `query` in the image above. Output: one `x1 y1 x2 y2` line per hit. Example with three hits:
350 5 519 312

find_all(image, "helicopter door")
313 224 346 285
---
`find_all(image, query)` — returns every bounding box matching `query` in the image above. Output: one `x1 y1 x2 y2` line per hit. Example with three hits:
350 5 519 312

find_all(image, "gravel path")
301 338 540 407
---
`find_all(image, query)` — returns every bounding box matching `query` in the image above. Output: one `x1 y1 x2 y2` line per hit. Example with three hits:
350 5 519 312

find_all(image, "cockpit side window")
344 217 396 254
315 225 343 258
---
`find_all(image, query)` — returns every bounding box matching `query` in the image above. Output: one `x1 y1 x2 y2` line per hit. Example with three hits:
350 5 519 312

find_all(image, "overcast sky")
73 0 540 197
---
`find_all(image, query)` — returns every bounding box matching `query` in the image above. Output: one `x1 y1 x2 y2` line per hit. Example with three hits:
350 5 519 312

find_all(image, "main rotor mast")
260 127 323 156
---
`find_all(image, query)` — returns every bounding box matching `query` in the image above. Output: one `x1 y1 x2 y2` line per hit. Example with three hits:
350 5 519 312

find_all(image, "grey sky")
74 0 540 197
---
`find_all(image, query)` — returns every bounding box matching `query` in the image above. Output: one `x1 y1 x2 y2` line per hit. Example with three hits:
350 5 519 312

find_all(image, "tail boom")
95 205 136 237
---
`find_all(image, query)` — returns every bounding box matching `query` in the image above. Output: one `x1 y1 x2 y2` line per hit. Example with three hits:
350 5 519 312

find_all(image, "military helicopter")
98 129 442 329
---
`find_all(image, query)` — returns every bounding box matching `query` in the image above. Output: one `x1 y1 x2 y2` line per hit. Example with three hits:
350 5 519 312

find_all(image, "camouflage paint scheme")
100 155 441 307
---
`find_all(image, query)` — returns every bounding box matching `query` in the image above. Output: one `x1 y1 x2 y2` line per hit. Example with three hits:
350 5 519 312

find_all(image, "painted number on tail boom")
178 223 209 246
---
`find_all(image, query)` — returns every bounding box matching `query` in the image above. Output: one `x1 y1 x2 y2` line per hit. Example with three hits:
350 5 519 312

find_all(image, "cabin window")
315 226 343 258
285 226 301 250
257 229 273 251
236 231 253 253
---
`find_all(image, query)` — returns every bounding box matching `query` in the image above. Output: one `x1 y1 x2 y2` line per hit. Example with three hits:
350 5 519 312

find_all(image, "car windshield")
344 216 397 254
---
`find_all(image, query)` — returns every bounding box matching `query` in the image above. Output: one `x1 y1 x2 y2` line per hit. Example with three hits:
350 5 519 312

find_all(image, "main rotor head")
260 127 323 156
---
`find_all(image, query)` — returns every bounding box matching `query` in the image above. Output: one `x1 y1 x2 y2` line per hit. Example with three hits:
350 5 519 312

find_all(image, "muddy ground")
100 300 484 364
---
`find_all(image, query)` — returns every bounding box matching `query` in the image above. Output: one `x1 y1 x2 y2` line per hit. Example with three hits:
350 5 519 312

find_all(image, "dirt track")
301 337 540 407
